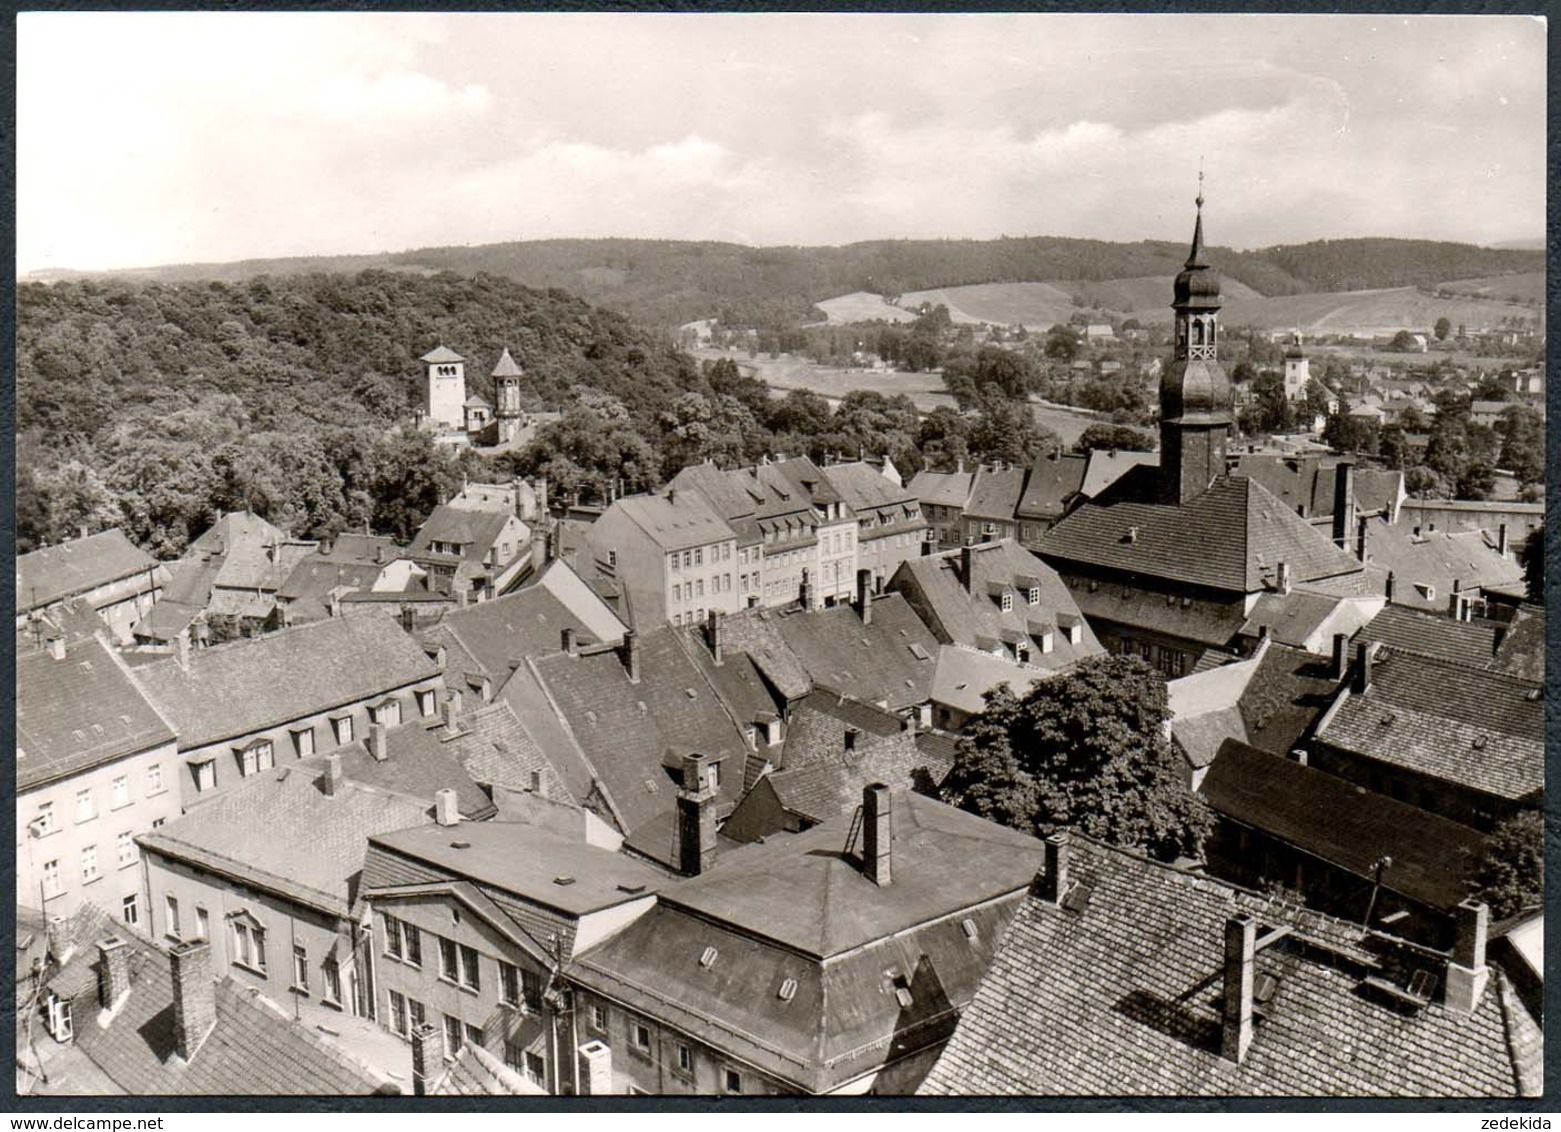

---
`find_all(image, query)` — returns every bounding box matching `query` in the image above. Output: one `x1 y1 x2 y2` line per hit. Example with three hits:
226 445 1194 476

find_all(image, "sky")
16 12 1548 275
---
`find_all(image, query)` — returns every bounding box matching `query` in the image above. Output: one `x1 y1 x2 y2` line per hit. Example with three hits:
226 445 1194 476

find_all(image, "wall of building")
1401 501 1544 542
663 539 742 629
1307 740 1523 833
16 739 182 922
17 572 165 645
812 517 859 607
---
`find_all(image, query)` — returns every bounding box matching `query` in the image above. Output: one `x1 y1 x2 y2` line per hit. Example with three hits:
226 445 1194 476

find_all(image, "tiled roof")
421 345 464 363
1079 449 1158 499
1488 605 1544 682
774 455 844 507
1228 454 1400 521
1041 469 1365 594
276 558 384 604
433 1042 544 1095
771 594 940 711
408 505 517 563
1168 649 1262 769
1238 589 1348 650
930 646 1050 718
49 905 380 1094
768 732 939 823
820 460 917 512
17 529 157 612
1236 643 1342 759
139 756 433 917
964 465 1029 522
1015 453 1087 520
1360 517 1522 613
214 537 314 593
614 491 735 553
716 608 813 701
189 511 285 558
1069 582 1249 647
449 700 572 803
892 541 1102 671
324 718 495 819
1316 650 1542 801
1353 604 1502 670
489 347 525 378
918 837 1540 1097
908 469 974 510
17 637 176 791
678 628 784 728
1203 739 1487 911
130 617 441 749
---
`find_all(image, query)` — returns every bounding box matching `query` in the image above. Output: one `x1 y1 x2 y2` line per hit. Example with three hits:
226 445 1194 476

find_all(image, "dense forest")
15 271 1059 557
35 235 1543 331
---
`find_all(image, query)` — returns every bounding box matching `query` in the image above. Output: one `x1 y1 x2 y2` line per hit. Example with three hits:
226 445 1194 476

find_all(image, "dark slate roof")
527 628 751 857
678 629 785 728
819 462 925 537
716 609 814 702
1204 740 1487 910
17 529 157 612
1488 605 1544 682
449 700 572 803
964 464 1029 522
1236 643 1342 759
771 594 939 711
276 557 383 605
1227 455 1399 521
48 905 380 1094
1316 650 1543 801
408 505 515 562
1353 604 1502 670
324 719 496 820
767 733 939 823
918 837 1541 1097
139 757 433 917
17 637 176 791
1041 469 1365 594
1015 453 1088 521
130 617 441 749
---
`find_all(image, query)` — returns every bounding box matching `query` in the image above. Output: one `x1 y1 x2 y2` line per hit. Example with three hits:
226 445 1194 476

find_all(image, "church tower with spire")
1159 178 1232 505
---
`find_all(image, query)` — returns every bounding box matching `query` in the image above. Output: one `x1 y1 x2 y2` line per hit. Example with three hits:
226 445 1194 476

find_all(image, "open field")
1435 271 1544 304
898 282 1077 329
814 290 918 324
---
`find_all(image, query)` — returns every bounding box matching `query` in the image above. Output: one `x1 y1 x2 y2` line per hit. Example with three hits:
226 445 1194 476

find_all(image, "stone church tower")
421 344 467 431
1159 185 1232 505
491 347 525 444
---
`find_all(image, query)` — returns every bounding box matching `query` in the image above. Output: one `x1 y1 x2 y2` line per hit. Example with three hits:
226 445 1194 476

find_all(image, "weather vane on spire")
1196 158 1205 210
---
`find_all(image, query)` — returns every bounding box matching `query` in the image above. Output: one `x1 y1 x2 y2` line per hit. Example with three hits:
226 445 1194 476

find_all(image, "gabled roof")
130 617 441 749
1236 643 1342 759
919 837 1541 1097
771 594 940 710
930 645 1050 718
1487 605 1544 682
324 719 496 820
1353 604 1502 670
1203 739 1487 911
434 1042 545 1095
213 537 315 593
964 464 1029 522
1041 469 1365 594
189 511 285 558
408 505 520 563
449 699 572 803
613 491 735 553
1079 448 1158 499
1316 649 1542 802
1359 517 1522 612
46 905 381 1095
1016 453 1088 520
908 469 974 510
17 637 176 791
1070 582 1249 647
1238 589 1351 650
17 529 158 612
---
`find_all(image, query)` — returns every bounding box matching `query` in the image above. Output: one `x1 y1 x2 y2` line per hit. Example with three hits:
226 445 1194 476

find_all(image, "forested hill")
30 235 1543 329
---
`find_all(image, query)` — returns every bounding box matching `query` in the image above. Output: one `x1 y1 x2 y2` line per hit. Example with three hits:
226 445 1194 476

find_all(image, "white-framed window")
443 1014 463 1059
292 727 315 758
196 906 209 941
146 763 164 794
388 990 409 1036
81 845 99 883
524 1051 545 1086
417 689 437 718
631 1019 653 1056
321 956 342 1005
591 1004 608 1032
239 740 274 778
292 944 309 993
231 917 266 972
333 716 353 745
111 775 130 809
46 994 73 1043
1001 592 1013 612
192 760 216 794
500 961 520 1008
373 699 402 727
41 859 62 898
383 913 421 967
672 583 681 603
439 936 480 991
522 968 543 1012
724 1067 743 1094
116 830 136 868
34 801 55 837
75 787 95 823
165 895 181 939
676 1043 694 1075
1028 586 1041 606
121 893 139 926
465 1022 482 1048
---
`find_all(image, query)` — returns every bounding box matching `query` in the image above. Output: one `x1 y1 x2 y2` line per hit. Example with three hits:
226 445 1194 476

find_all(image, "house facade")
17 529 167 645
585 491 743 628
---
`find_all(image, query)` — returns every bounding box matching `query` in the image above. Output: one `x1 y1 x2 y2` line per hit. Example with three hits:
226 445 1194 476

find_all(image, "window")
41 859 62 898
231 917 266 972
522 967 543 1012
1000 592 1013 612
443 1014 463 1059
47 995 73 1043
465 1022 483 1048
591 1004 608 1032
439 937 480 990
165 895 181 939
500 962 520 1007
291 944 310 993
607 550 618 568
192 760 216 794
388 990 409 1037
694 548 703 567
122 893 139 926
672 583 681 603
417 689 437 718
239 740 274 778
631 1020 653 1056
724 1067 743 1094
524 1051 545 1086
1028 586 1041 606
292 727 315 758
374 700 402 727
333 716 353 745
439 936 458 981
383 914 421 966
322 956 341 1004
196 906 209 941
34 801 55 837
116 831 136 868
75 787 95 823
676 1044 694 1075
695 578 704 598
81 844 99 883
111 775 130 808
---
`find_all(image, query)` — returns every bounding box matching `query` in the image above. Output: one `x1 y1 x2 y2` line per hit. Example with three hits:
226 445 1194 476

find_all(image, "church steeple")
1159 174 1231 505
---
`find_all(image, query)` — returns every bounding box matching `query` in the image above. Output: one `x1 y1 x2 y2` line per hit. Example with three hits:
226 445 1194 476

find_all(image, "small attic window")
553 876 576 886
699 946 718 969
891 975 914 1009
961 918 979 943
1472 735 1488 750
585 710 597 725
78 660 92 672
1060 882 1094 915
685 688 697 700
644 779 659 795
778 978 798 1002
1526 688 1542 702
908 642 930 661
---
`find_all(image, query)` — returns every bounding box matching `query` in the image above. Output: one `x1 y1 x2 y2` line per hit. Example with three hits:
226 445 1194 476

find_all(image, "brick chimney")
369 721 388 762
169 939 216 1063
577 1039 613 1096
862 783 892 886
411 1021 440 1096
97 937 132 1012
1037 831 1069 904
707 609 723 666
1219 915 1257 1064
675 753 718 877
560 626 577 656
856 568 874 627
1355 514 1370 562
46 633 67 662
1275 561 1291 594
323 753 344 797
1445 899 1490 1015
961 538 976 592
1351 641 1372 694
757 711 783 747
328 590 341 619
1331 632 1349 681
619 628 641 684
529 769 549 799
1331 461 1356 552
435 788 460 827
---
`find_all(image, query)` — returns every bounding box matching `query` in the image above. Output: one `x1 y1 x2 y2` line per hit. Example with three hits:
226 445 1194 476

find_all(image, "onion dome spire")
1186 164 1208 268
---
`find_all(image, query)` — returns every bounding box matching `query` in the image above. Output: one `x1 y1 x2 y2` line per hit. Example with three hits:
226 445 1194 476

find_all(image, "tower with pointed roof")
1283 330 1311 402
421 344 467 431
491 347 525 444
1159 179 1232 505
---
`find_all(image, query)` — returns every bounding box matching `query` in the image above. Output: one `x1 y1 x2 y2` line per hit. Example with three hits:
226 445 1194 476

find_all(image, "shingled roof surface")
1357 517 1522 613
964 465 1029 522
17 637 176 791
1236 643 1342 759
433 1042 545 1095
1203 739 1487 911
614 491 735 553
18 529 158 612
1316 650 1542 801
1015 453 1087 520
918 837 1540 1097
1069 582 1250 647
1487 605 1544 683
130 617 440 748
323 719 495 819
771 594 940 710
449 700 572 803
716 608 813 701
49 905 380 1095
1040 468 1365 593
408 505 517 564
929 646 1050 718
1352 604 1502 669
908 469 974 511
1238 589 1350 650
138 757 433 916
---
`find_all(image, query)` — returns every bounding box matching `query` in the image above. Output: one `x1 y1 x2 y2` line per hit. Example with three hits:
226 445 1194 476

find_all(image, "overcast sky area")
17 12 1548 275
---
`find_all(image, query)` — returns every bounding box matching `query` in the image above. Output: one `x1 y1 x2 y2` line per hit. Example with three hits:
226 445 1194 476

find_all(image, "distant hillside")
26 235 1542 331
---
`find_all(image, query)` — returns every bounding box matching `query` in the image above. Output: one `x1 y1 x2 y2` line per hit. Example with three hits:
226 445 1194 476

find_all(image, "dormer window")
1028 587 1041 606
1001 592 1013 613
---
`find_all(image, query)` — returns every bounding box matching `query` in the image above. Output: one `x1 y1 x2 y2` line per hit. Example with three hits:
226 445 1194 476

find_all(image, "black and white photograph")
10 10 1549 1106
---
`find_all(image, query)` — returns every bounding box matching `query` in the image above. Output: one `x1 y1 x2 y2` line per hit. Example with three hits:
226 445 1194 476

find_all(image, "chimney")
921 536 933 557
411 1021 440 1096
1498 522 1509 559
1219 915 1257 1064
324 753 344 797
1275 561 1291 595
1331 632 1349 681
757 711 783 747
46 633 66 662
1037 831 1069 904
530 769 549 799
328 591 341 619
798 568 812 611
1355 514 1370 562
707 609 723 666
619 628 641 684
97 937 132 1012
675 754 718 877
1331 461 1356 551
961 538 975 592
434 788 460 827
577 1040 613 1096
856 568 874 626
1256 624 1270 645
169 939 216 1063
561 626 577 656
1352 641 1372 694
1384 570 1396 604
861 783 892 886
174 631 189 670
1444 899 1490 1015
369 721 388 762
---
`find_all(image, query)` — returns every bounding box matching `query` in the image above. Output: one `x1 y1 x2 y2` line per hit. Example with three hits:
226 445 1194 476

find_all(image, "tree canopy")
1470 811 1543 919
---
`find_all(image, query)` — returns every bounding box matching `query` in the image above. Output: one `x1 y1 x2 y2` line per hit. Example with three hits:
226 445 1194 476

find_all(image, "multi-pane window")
525 1051 545 1085
383 914 421 967
111 775 130 808
322 956 341 1004
232 919 266 971
116 830 136 868
333 716 353 746
75 787 95 822
239 741 274 778
80 845 98 883
292 944 309 992
388 990 409 1036
500 962 520 1008
439 937 480 991
35 801 55 836
192 761 216 793
591 1004 608 1032
443 1014 463 1058
409 998 426 1030
522 968 543 1012
41 859 62 897
122 894 138 926
464 1022 482 1048
196 906 209 941
293 727 315 758
146 763 163 794
631 1020 653 1054
676 1044 694 1075
165 895 181 938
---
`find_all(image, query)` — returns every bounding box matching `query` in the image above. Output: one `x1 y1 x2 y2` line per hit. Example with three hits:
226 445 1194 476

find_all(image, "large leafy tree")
1470 811 1543 918
941 655 1213 861
1520 527 1544 605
